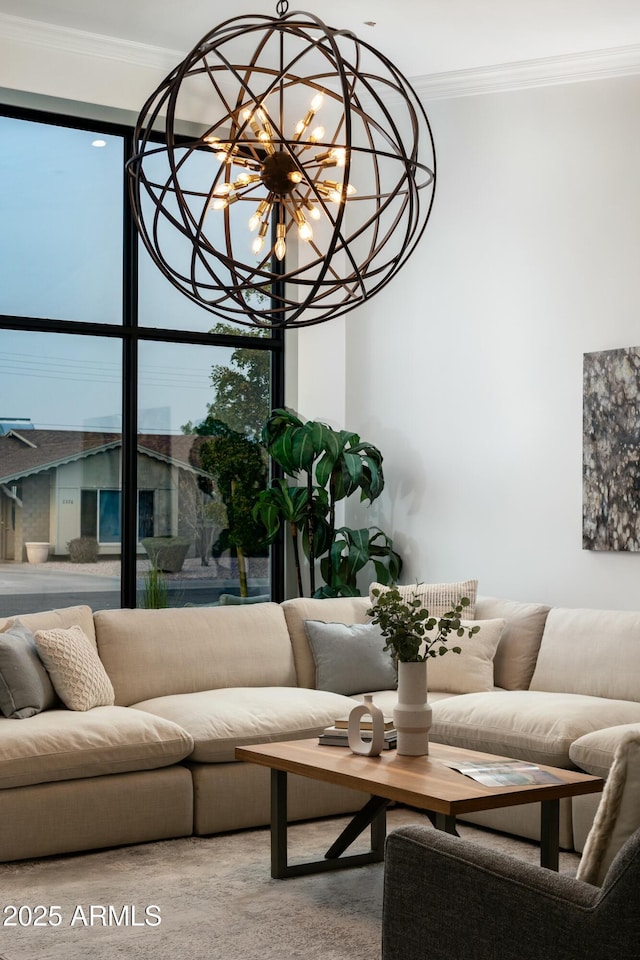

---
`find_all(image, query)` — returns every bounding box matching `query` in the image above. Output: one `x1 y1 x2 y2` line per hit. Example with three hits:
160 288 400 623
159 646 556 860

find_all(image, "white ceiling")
1 0 640 78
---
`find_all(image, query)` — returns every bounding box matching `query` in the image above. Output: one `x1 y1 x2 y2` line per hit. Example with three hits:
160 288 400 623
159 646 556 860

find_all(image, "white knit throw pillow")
34 625 115 711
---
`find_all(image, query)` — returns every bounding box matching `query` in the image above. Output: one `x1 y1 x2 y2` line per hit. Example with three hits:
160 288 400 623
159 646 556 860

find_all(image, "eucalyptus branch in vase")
368 586 480 663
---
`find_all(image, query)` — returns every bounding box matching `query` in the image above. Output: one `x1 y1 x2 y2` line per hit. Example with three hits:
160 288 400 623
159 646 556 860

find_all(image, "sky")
0 114 236 434
0 330 232 434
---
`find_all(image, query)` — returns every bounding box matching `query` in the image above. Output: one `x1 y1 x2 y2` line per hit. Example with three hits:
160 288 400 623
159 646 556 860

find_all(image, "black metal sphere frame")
127 6 436 329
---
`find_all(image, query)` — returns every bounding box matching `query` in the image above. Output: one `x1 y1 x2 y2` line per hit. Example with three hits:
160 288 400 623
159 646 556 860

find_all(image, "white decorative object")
348 695 385 757
394 661 432 756
25 542 49 564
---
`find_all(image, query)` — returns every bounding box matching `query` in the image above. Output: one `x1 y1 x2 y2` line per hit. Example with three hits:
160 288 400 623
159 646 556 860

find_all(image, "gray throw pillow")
304 620 397 696
0 621 58 719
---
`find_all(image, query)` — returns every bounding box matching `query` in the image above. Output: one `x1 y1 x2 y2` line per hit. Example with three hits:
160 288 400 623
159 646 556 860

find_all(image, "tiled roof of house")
0 430 211 484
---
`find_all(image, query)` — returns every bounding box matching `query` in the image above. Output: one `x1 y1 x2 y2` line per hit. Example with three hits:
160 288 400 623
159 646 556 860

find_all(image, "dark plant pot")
141 536 191 573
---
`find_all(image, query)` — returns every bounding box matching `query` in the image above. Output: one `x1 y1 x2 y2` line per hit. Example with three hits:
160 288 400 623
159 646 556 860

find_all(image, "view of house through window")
0 109 282 617
0 330 123 614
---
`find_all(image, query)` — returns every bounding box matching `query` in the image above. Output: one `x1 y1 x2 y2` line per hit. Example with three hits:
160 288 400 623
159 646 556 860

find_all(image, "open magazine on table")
439 758 565 787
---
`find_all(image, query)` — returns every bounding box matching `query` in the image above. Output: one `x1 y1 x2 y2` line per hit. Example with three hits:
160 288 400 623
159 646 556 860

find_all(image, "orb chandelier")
127 1 436 329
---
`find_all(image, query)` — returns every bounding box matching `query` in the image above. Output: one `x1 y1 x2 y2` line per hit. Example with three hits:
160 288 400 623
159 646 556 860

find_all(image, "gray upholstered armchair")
382 825 640 960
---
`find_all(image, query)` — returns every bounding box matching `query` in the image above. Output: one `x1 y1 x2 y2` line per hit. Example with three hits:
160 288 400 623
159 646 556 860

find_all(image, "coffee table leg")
540 799 560 871
271 769 289 879
433 812 458 835
269 769 388 879
325 795 389 860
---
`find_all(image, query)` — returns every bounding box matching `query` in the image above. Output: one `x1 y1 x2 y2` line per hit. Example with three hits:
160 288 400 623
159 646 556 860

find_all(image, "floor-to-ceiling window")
0 106 283 617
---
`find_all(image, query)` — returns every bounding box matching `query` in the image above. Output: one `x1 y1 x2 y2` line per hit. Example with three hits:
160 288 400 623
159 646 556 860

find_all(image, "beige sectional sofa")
0 592 639 863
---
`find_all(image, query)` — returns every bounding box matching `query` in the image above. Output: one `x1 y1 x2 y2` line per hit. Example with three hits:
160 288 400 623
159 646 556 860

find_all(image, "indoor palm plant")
368 585 479 755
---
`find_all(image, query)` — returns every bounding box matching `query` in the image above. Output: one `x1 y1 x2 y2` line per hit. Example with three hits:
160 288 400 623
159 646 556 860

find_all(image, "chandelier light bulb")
331 147 346 166
252 220 269 255
249 199 272 231
211 194 240 210
298 219 313 241
310 92 324 112
310 125 325 142
304 200 321 221
274 223 286 261
288 170 304 184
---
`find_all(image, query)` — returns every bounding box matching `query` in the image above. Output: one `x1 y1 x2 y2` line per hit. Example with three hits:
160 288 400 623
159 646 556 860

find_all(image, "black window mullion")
120 130 139 608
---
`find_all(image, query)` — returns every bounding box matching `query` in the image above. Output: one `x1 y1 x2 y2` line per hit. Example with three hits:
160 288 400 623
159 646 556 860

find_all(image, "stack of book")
318 715 397 749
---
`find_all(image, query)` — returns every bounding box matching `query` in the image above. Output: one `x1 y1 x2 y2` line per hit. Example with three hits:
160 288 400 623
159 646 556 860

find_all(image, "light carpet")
0 808 579 960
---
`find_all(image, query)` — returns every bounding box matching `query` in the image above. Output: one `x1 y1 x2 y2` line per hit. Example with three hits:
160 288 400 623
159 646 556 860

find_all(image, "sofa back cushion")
94 604 296 706
281 596 371 688
474 596 550 690
530 607 640 701
0 605 96 648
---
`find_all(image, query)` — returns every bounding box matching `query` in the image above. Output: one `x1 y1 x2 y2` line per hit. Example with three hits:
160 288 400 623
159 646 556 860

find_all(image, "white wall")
0 33 163 117
339 74 640 610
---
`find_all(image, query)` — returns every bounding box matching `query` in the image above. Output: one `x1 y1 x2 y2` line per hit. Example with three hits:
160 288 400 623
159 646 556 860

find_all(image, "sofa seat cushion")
131 687 360 763
0 706 194 790
430 691 640 768
569 723 640 778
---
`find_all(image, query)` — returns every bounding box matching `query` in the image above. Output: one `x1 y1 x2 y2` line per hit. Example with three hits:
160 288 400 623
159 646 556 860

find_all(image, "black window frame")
0 102 285 605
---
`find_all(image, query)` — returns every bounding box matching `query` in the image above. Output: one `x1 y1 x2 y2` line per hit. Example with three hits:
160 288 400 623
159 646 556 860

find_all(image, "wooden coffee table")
235 739 603 879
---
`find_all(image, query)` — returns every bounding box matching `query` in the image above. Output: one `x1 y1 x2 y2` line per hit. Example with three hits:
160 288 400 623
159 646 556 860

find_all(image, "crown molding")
0 12 181 72
413 44 640 100
2 12 640 97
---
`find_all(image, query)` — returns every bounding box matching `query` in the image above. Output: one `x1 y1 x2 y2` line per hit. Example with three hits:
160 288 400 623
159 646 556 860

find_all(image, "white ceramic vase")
393 660 432 756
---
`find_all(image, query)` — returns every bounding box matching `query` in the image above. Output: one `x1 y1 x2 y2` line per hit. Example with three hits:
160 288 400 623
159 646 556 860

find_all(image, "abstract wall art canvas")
583 346 640 551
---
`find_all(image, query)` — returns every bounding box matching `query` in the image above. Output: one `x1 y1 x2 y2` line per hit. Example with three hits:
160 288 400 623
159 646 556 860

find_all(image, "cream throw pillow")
425 618 506 694
34 625 115 711
369 579 478 618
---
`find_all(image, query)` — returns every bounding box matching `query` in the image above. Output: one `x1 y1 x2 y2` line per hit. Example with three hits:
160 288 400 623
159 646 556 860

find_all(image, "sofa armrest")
382 826 606 960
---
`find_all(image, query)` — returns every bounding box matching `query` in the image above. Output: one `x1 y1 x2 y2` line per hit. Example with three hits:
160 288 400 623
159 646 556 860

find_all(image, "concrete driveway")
0 561 268 617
